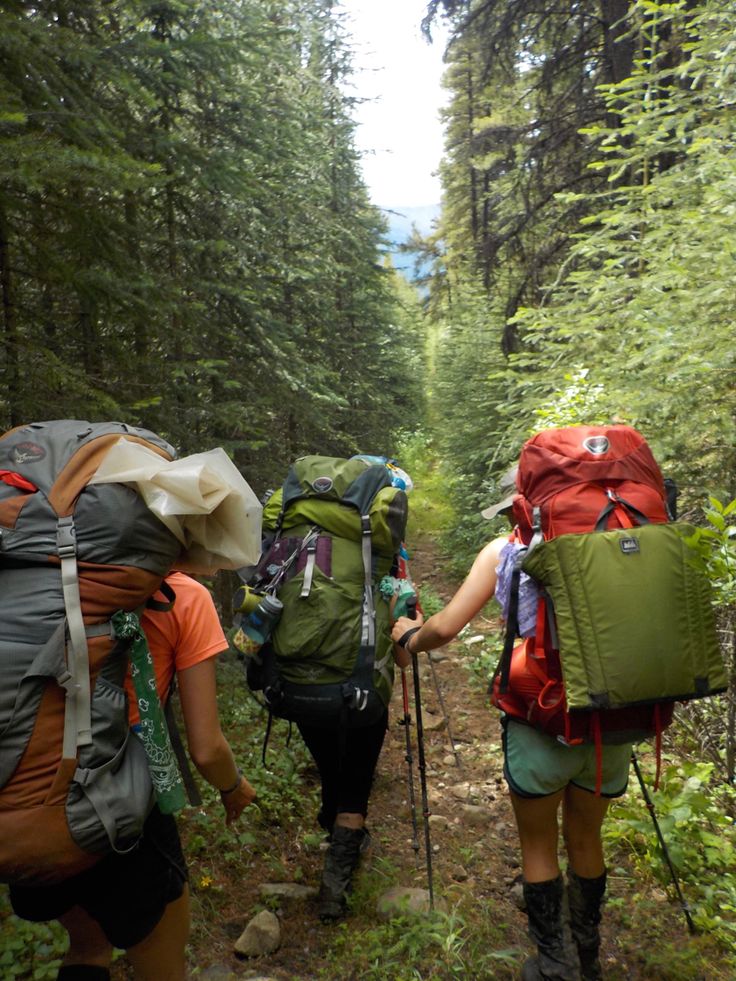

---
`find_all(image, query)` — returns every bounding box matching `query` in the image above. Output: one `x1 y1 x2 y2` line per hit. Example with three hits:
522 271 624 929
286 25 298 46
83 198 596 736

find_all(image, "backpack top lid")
351 454 414 492
0 419 180 573
516 425 666 505
281 455 392 513
0 420 175 504
263 455 409 558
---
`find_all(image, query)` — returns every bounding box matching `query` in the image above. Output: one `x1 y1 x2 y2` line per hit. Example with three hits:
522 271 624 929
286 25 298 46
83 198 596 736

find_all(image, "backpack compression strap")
299 530 320 598
360 515 375 649
346 514 378 709
57 516 92 754
496 551 524 695
595 490 649 530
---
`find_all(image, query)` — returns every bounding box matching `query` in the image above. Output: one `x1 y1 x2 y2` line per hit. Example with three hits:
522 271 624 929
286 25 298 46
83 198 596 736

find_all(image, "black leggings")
297 710 388 831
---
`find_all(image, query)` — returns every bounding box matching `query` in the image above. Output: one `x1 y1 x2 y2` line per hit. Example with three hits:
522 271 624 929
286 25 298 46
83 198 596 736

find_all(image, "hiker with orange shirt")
10 573 255 981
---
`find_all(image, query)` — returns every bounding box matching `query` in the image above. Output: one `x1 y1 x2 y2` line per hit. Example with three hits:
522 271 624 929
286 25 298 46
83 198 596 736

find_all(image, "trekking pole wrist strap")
398 627 421 652
219 769 242 795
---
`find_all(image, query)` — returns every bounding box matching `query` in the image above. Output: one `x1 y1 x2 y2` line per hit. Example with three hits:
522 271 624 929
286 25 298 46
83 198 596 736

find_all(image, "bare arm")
391 537 507 655
177 657 256 825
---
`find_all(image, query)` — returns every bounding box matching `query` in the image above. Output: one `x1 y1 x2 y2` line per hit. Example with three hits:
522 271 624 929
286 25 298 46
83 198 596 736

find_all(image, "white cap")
481 466 518 520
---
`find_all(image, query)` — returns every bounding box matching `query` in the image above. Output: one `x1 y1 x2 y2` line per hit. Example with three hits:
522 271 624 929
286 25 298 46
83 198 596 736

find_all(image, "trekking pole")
630 750 697 935
400 667 421 863
426 653 462 768
411 644 435 909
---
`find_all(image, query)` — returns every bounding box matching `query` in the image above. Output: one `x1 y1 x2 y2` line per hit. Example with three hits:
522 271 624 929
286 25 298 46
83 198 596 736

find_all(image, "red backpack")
490 425 677 788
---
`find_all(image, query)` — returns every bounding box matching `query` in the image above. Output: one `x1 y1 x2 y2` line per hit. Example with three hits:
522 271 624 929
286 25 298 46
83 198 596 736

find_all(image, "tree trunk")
125 191 148 362
727 612 735 785
599 0 636 87
0 205 21 427
465 64 479 243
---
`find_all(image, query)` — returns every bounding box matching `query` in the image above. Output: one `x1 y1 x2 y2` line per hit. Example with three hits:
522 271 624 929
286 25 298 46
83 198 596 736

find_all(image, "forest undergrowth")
2 531 734 980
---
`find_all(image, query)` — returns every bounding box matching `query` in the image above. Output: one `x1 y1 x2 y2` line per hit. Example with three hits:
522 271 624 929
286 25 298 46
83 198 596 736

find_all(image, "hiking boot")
56 967 111 980
567 870 607 981
521 876 581 980
317 826 368 921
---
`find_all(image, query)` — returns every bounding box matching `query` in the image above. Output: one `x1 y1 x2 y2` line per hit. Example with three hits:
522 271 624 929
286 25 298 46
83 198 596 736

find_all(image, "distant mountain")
378 203 440 280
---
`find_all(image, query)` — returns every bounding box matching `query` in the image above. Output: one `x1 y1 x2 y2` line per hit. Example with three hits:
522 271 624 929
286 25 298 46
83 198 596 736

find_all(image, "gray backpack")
0 421 181 886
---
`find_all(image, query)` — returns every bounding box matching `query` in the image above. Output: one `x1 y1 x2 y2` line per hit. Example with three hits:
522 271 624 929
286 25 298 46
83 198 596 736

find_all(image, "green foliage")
531 369 609 430
0 0 422 486
397 430 455 543
507 0 736 501
0 888 65 979
686 498 736 610
417 583 446 619
682 496 736 783
317 903 520 980
421 0 736 559
462 629 504 693
211 654 319 827
605 757 736 956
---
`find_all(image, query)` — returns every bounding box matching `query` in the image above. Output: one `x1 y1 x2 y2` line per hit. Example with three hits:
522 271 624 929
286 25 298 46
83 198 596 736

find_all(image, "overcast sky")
336 1 449 209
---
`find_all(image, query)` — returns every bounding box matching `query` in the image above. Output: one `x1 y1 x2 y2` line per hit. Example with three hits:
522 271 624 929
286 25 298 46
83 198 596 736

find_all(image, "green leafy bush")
0 888 65 979
605 758 736 955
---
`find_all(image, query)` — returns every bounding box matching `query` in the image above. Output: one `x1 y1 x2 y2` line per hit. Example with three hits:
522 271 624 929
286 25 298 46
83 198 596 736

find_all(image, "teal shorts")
502 717 631 799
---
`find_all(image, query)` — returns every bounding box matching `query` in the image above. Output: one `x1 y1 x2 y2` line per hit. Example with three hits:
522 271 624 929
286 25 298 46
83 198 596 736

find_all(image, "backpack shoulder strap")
164 681 202 807
146 578 176 612
57 515 92 755
495 548 526 694
157 582 202 807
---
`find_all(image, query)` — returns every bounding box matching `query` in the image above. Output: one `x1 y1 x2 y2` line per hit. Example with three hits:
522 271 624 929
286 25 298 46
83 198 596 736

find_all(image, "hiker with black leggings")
392 528 627 981
298 632 411 922
294 456 412 922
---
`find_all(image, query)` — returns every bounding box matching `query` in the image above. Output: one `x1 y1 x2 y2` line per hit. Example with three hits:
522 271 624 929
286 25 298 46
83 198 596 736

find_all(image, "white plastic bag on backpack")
89 440 262 573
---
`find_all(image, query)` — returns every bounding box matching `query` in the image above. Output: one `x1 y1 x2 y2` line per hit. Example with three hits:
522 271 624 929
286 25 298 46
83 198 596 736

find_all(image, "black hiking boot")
567 870 607 981
57 967 111 980
521 876 581 980
317 825 368 921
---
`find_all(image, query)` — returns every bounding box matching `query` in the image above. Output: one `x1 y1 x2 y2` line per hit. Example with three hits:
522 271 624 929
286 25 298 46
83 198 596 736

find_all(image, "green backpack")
521 522 726 714
238 456 409 728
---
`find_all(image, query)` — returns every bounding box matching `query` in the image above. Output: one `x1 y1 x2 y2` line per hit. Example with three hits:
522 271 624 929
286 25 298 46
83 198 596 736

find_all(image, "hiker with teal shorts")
392 528 626 981
394 425 724 980
392 436 671 981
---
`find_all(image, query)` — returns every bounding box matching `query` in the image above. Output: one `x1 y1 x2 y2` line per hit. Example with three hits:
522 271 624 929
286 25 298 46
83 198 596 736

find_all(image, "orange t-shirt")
127 571 228 726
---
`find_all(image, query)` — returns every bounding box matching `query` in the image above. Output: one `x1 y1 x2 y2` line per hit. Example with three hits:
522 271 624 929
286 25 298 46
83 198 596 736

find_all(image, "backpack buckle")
56 517 77 559
352 688 369 712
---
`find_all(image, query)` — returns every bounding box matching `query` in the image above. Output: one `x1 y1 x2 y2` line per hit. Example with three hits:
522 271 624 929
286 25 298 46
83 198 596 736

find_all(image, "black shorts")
9 806 188 950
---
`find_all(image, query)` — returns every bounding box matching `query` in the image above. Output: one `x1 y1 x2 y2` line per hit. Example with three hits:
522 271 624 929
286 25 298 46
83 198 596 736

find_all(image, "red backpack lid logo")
582 435 610 455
